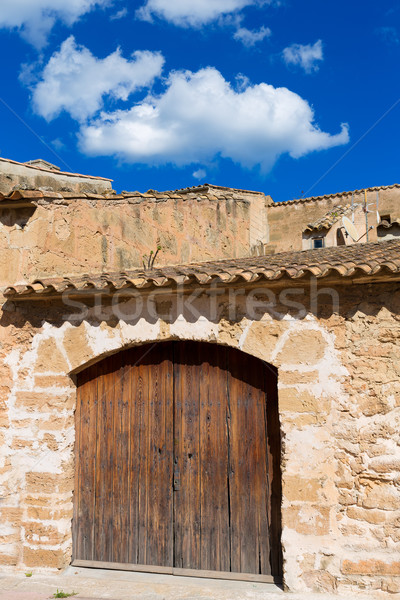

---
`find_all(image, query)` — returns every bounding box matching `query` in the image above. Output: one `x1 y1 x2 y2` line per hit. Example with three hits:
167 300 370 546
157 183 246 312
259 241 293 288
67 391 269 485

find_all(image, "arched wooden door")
72 342 282 582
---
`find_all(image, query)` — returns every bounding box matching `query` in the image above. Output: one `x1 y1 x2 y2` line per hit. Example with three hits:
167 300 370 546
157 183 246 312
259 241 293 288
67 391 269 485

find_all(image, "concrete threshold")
0 567 378 600
1 566 283 600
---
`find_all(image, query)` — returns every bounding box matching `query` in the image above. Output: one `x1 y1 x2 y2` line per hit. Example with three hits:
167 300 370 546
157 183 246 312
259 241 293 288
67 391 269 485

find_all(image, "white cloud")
137 1 276 45
51 138 66 150
136 0 260 27
282 40 323 74
110 7 128 20
0 0 111 47
235 73 250 90
233 25 271 47
193 168 207 180
32 36 165 121
376 26 399 45
79 67 349 171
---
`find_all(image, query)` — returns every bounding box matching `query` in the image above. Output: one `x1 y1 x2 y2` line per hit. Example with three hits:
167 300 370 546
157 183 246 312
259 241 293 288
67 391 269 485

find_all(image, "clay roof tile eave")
3 239 400 301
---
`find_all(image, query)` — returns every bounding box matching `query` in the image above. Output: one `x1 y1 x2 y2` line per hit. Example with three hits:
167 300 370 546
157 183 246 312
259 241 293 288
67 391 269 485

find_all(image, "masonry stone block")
22 546 69 569
276 330 326 365
342 559 400 576
63 324 94 371
283 505 331 536
35 338 69 373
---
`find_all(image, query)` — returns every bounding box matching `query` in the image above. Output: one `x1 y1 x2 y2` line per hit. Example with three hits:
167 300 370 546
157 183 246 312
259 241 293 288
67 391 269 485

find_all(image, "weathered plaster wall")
268 187 400 253
0 195 256 286
0 281 399 596
0 159 112 196
2 184 398 286
301 205 371 250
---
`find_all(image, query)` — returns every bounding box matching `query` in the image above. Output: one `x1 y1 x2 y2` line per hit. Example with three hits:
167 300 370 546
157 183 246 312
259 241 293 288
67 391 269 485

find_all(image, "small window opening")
313 237 325 249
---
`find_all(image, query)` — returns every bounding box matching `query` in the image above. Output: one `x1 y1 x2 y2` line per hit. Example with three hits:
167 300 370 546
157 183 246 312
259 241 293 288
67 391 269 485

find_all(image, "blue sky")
1 1 399 201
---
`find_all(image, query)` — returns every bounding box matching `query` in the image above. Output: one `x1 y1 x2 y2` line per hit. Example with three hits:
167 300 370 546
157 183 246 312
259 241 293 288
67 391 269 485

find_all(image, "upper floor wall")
0 185 270 287
0 157 113 195
267 185 400 253
1 153 399 289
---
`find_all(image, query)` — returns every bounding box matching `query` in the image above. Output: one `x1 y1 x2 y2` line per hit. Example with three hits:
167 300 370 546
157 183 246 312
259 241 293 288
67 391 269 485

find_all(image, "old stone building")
0 156 113 196
268 184 400 253
0 160 400 596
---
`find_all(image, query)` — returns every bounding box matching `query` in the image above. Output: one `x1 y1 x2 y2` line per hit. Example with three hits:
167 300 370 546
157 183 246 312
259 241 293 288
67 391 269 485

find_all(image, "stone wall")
268 187 400 253
0 158 112 196
2 180 400 285
0 279 399 596
0 193 261 286
301 204 370 250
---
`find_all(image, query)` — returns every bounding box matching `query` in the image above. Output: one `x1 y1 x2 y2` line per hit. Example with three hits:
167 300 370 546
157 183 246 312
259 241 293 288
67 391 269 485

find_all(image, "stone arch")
48 311 336 379
14 311 345 589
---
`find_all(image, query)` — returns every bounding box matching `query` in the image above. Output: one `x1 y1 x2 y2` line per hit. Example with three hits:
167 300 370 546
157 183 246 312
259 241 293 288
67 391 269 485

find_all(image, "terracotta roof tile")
304 205 353 232
272 183 400 206
378 218 400 229
159 183 265 195
4 239 400 300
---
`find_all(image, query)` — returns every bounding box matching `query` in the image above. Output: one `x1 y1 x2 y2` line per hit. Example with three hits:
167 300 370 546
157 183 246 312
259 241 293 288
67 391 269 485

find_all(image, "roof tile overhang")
378 218 400 229
4 240 400 301
0 186 257 210
273 183 400 206
303 205 352 233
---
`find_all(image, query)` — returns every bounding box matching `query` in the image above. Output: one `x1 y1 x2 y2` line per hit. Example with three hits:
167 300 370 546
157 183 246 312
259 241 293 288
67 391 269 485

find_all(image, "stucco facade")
0 174 400 596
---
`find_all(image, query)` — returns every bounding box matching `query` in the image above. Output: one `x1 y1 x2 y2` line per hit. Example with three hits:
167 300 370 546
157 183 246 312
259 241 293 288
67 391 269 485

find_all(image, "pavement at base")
0 567 382 600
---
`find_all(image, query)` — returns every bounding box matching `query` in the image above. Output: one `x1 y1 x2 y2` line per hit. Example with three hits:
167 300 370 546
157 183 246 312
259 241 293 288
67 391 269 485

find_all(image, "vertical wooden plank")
74 364 98 561
127 346 143 565
173 341 201 570
92 359 113 562
111 354 126 563
226 348 241 574
161 342 174 567
119 357 131 564
227 348 271 575
198 344 230 572
145 343 174 566
265 365 283 577
173 341 181 568
132 343 174 567
105 356 117 563
137 347 150 565
254 363 271 575
163 344 175 567
146 344 161 565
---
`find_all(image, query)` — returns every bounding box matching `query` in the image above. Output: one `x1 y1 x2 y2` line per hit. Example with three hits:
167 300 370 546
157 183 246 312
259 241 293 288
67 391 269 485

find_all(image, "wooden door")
73 345 174 567
73 342 282 581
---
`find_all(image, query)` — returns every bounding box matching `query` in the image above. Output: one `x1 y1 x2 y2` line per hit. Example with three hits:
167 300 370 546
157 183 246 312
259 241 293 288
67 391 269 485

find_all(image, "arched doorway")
72 342 282 582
